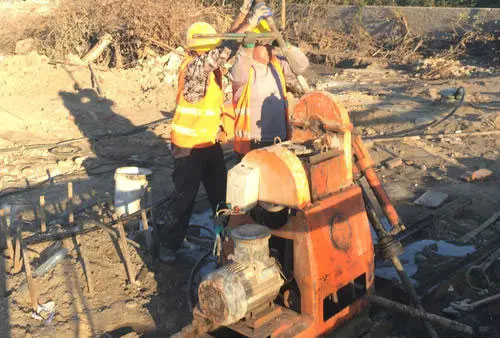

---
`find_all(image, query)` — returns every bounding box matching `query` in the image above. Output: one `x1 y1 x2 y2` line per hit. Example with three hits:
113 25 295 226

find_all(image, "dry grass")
30 0 232 65
23 0 499 69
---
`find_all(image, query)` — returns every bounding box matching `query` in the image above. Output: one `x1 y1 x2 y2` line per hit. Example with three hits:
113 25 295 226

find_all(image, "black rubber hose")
0 117 172 154
366 87 466 139
187 251 212 312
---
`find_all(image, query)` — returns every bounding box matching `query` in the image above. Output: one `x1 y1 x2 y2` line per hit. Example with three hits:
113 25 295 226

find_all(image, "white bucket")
114 167 152 217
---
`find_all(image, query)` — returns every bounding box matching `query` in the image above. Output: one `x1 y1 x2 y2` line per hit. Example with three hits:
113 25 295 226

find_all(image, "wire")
187 251 213 311
0 116 172 154
366 87 466 139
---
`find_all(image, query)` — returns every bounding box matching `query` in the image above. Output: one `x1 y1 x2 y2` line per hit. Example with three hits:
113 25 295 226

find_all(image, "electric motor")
198 224 283 326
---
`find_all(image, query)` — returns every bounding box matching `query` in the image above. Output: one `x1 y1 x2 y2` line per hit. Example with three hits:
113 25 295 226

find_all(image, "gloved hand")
216 129 229 143
248 3 273 28
240 0 254 14
243 33 257 48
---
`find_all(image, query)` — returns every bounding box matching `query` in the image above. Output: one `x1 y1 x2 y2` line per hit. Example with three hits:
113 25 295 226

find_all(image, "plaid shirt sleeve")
182 41 239 103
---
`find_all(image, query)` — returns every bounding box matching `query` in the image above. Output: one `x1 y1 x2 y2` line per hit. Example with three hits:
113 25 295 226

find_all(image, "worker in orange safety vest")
230 9 309 158
160 1 273 264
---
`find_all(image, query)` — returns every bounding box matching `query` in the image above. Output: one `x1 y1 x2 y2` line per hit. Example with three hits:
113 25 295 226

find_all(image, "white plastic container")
114 167 152 217
226 163 260 212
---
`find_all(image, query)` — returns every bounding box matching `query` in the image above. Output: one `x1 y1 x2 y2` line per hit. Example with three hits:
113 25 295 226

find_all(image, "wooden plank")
12 219 23 274
112 212 136 284
19 226 38 311
73 236 95 296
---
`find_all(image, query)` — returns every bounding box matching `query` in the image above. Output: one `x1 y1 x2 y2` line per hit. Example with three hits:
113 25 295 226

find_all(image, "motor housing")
198 224 283 326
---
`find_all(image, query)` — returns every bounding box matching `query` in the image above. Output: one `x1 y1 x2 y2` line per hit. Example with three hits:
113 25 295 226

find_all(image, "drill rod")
257 0 310 92
192 33 276 41
370 295 474 336
362 189 438 338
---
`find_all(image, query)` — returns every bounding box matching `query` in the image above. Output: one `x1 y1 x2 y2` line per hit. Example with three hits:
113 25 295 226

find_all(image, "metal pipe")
23 218 141 249
257 0 310 92
68 182 74 225
468 292 500 310
363 189 438 338
192 33 276 41
369 295 475 336
353 134 405 234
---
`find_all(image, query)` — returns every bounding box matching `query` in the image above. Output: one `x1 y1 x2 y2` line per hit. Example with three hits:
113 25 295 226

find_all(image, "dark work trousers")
162 143 227 251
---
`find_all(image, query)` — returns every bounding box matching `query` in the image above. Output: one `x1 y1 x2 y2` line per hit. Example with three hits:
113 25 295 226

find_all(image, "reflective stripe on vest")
176 106 219 117
171 55 224 148
233 57 288 154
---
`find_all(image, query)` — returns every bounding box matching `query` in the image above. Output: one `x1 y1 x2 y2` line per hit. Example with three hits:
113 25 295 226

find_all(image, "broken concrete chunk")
439 88 459 100
425 87 440 100
462 169 493 182
15 38 35 55
385 158 403 169
414 190 449 208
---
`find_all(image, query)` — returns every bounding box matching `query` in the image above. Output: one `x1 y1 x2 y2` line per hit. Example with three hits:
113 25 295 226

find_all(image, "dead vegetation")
7 0 499 78
29 0 232 66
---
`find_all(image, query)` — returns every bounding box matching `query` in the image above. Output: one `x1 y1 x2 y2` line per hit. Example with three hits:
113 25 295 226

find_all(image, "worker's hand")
240 0 254 14
248 3 273 28
216 129 229 143
243 34 257 48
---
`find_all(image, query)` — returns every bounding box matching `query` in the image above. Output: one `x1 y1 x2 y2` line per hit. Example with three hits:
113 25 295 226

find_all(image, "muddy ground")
1 3 500 338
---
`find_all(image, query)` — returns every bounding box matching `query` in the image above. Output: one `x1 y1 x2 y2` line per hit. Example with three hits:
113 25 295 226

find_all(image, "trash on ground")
414 190 449 208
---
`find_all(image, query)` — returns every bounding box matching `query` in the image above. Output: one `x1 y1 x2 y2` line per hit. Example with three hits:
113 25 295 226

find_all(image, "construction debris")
81 33 113 64
385 157 403 169
369 295 475 336
459 211 500 243
462 169 493 182
414 190 449 208
450 293 500 312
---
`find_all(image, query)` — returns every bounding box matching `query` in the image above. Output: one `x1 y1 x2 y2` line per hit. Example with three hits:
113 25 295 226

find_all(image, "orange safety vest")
171 55 224 149
233 57 289 154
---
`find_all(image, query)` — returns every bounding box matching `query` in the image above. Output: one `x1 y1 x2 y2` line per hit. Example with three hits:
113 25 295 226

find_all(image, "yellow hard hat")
186 22 221 52
252 20 271 34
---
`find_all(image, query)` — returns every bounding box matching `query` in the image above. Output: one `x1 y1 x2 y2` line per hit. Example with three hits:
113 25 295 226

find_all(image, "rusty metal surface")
290 91 353 140
228 186 375 337
352 134 405 234
228 305 303 338
242 145 311 209
218 90 376 337
198 224 283 326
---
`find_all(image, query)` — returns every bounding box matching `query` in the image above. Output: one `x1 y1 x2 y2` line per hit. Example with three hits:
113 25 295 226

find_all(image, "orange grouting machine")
176 91 413 338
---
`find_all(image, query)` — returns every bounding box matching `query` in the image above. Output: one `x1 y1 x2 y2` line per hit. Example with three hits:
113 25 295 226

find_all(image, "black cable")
0 116 172 154
366 87 466 139
187 251 212 312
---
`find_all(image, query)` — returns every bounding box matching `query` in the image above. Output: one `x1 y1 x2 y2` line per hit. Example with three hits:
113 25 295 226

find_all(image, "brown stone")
462 169 493 182
385 158 403 169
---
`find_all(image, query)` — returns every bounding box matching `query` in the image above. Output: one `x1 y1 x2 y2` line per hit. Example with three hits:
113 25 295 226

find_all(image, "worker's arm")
182 3 268 103
229 0 253 32
229 46 254 100
277 46 310 81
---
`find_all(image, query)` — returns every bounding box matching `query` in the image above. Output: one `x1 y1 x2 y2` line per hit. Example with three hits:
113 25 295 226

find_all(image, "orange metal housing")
224 92 375 337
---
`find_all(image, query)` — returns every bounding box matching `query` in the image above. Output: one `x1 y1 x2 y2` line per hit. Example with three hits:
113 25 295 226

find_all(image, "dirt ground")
1 2 500 338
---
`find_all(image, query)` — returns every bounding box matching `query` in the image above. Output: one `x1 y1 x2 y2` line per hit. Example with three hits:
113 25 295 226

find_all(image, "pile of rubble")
412 57 497 80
